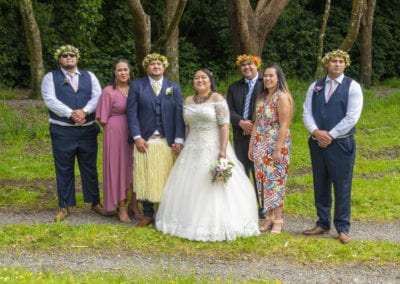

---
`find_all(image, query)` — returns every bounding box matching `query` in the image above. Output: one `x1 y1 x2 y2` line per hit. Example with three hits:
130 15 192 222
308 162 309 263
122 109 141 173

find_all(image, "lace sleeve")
215 100 230 125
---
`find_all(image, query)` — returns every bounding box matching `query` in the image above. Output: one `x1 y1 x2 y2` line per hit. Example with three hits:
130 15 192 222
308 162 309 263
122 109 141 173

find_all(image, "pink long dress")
96 85 133 212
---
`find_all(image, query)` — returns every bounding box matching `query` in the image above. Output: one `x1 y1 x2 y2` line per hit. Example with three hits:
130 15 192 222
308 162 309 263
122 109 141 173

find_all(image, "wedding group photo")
0 0 399 283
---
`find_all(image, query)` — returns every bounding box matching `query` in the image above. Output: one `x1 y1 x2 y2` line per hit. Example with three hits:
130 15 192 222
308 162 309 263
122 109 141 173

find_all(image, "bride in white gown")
155 68 259 241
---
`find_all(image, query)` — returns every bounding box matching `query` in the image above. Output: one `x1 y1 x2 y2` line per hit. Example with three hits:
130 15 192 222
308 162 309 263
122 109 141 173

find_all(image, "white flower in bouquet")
210 158 234 183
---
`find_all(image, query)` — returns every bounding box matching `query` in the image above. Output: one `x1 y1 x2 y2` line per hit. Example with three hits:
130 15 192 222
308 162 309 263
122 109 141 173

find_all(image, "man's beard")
63 63 75 70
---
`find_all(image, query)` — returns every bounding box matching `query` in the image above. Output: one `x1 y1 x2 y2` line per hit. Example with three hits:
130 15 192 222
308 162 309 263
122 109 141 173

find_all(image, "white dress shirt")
302 73 363 139
41 68 102 126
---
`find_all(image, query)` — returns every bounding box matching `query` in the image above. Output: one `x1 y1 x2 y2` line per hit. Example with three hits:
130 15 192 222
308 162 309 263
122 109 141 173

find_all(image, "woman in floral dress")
249 64 293 234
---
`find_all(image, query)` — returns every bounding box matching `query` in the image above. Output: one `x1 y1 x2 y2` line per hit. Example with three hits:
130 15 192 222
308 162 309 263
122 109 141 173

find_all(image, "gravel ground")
1 209 399 283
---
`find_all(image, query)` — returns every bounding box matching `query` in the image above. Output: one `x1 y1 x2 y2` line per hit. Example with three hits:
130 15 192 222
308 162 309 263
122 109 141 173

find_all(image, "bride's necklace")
193 91 213 104
117 85 129 97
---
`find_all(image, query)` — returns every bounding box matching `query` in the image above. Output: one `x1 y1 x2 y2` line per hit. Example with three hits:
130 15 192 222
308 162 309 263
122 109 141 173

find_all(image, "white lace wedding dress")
155 100 260 241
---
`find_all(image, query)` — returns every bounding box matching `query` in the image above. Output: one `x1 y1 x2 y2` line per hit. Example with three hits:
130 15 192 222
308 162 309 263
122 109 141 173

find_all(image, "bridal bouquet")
210 158 234 183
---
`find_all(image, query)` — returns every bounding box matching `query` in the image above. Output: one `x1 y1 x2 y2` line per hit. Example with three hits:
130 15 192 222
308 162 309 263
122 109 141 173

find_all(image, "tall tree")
315 0 331 78
161 0 187 81
359 0 376 88
19 0 44 99
339 0 365 51
226 0 290 56
125 0 187 78
315 0 365 79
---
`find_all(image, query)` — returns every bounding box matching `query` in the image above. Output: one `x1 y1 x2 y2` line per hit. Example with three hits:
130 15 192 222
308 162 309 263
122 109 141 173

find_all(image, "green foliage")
0 1 29 88
1 0 400 89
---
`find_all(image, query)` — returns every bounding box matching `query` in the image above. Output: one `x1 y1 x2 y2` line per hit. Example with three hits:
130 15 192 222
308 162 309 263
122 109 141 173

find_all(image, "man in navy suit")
302 49 363 244
41 44 107 222
126 53 185 227
227 54 264 218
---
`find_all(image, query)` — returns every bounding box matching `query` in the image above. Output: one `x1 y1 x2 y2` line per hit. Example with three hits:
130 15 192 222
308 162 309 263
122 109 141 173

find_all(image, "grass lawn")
0 79 399 283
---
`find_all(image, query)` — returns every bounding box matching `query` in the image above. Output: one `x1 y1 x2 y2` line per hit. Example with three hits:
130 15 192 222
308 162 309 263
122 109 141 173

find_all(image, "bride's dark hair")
195 68 217 92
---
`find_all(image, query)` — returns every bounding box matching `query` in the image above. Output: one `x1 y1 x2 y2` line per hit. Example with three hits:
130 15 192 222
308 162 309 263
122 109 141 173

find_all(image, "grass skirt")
133 138 174 202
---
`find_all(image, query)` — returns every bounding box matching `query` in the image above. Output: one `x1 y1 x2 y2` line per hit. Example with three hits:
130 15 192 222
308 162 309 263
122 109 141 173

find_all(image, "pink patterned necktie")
327 79 335 101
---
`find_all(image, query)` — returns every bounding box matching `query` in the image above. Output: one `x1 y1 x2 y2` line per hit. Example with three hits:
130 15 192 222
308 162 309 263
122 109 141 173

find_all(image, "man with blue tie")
302 49 363 244
126 53 185 227
227 54 264 218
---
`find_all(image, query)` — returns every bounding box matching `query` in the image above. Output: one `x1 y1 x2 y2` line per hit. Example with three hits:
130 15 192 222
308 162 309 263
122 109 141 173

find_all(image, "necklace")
117 85 129 97
193 91 213 104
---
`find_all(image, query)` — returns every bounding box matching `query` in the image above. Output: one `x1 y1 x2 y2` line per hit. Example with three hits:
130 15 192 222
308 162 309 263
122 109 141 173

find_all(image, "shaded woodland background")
1 0 399 97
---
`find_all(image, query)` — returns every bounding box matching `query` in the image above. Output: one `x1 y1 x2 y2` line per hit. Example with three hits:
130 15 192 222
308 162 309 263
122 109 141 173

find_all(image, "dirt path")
1 210 399 283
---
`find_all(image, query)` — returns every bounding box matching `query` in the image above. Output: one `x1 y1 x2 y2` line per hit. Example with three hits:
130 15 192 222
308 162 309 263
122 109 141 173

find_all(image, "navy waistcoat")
50 70 94 125
312 76 355 135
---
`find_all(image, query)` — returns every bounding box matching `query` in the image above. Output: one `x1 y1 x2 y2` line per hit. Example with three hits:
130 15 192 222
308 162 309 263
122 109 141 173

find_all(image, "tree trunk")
126 0 151 77
227 0 290 57
360 0 376 89
19 0 44 99
126 0 186 78
315 0 331 79
339 0 365 51
162 0 187 82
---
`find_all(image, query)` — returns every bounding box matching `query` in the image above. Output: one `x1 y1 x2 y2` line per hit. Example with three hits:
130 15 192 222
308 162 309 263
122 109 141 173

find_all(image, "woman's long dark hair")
109 58 132 89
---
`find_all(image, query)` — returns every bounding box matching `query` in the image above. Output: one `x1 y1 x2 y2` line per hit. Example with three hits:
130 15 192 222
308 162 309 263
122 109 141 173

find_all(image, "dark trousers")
50 123 100 208
233 134 260 207
308 136 356 233
233 134 254 178
142 200 155 218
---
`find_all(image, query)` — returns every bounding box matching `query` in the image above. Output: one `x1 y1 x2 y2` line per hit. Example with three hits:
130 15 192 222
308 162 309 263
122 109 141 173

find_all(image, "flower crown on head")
321 49 351 67
142 53 169 69
235 54 262 68
54 44 80 61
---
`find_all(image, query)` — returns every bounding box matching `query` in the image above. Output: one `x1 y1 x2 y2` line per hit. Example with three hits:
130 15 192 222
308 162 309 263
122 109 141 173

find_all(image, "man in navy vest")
126 53 185 227
41 44 107 222
302 49 363 244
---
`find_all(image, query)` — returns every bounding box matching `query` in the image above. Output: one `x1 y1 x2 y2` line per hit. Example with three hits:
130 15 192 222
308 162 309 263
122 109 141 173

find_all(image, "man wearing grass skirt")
126 53 185 227
302 49 363 244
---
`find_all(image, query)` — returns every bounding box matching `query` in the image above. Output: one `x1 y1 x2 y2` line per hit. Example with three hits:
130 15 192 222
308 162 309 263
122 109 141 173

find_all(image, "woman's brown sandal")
259 216 274 232
271 219 283 234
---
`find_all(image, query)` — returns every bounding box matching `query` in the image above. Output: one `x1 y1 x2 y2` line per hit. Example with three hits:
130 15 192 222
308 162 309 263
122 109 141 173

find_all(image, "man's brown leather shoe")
338 232 351 244
90 204 109 216
54 208 69 222
303 226 329 235
137 217 153 227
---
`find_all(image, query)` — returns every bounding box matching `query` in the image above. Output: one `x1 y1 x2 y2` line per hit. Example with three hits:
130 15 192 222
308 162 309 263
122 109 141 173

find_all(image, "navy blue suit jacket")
126 76 185 146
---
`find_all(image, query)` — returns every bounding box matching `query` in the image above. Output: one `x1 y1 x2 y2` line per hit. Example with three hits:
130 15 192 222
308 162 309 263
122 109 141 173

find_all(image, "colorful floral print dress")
252 92 291 210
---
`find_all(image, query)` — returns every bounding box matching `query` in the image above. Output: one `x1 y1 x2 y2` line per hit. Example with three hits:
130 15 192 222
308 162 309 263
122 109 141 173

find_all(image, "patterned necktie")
327 79 335 101
152 81 161 96
243 80 255 120
68 73 78 92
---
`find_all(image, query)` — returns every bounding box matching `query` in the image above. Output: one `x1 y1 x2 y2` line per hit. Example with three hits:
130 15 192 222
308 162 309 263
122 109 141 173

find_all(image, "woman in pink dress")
96 59 143 223
249 64 293 234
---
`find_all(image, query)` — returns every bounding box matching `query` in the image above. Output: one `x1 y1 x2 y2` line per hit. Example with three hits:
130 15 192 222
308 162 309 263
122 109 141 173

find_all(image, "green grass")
0 79 400 281
0 224 399 265
0 266 282 284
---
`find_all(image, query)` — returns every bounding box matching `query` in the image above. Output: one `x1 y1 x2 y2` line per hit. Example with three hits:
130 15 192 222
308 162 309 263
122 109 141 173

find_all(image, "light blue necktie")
243 80 255 120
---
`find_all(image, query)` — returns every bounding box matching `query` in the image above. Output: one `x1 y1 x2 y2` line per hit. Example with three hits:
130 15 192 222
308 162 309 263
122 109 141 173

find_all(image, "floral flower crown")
54 44 80 61
235 54 262 68
142 53 169 69
321 49 351 67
